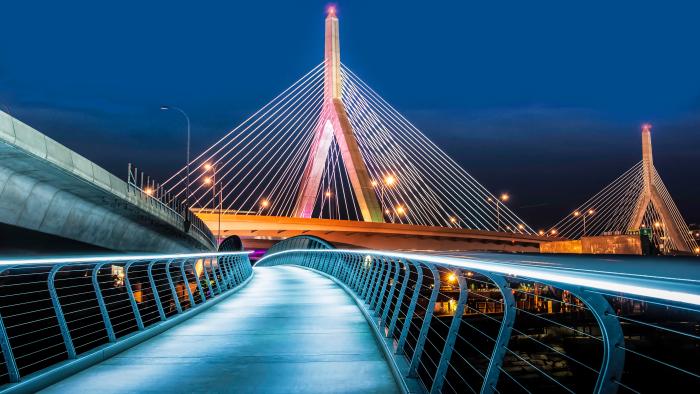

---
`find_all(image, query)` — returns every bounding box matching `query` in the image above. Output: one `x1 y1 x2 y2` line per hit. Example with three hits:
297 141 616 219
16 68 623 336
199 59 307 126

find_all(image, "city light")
204 177 212 185
500 193 509 202
518 224 525 230
384 175 396 186
450 217 457 224
325 190 332 198
551 229 558 235
260 199 270 209
204 163 212 171
395 205 406 215
144 187 154 196
654 222 661 228
573 211 580 217
538 230 545 236
447 272 457 283
371 180 378 187
588 209 595 215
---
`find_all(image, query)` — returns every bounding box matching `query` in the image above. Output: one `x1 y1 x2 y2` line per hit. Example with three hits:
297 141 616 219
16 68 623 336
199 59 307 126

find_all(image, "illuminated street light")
488 192 510 232
654 221 661 228
449 216 458 225
325 190 332 198
395 205 406 215
574 208 594 236
384 175 396 186
203 177 212 185
144 187 154 196
260 199 270 209
447 272 457 283
538 230 545 236
371 180 378 187
551 229 558 236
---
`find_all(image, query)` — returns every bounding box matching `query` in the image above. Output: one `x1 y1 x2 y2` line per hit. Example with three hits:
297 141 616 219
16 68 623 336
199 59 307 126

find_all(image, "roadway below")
40 266 399 393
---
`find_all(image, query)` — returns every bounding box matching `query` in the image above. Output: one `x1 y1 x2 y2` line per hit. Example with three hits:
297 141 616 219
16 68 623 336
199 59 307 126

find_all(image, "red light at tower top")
642 123 652 132
326 4 337 17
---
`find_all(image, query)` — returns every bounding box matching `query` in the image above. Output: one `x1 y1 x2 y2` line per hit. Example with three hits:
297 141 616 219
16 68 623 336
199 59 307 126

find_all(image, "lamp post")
488 193 509 231
373 175 397 223
204 163 222 246
161 106 191 221
574 209 595 237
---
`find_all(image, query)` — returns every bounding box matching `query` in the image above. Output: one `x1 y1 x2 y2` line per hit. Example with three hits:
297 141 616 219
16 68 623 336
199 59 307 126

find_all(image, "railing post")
124 262 145 330
480 273 516 394
431 269 467 394
371 258 392 311
380 259 402 327
368 258 386 310
192 259 207 303
165 260 183 314
201 258 215 299
408 263 440 376
562 286 625 394
0 266 20 382
48 265 76 358
92 263 116 341
209 258 223 294
361 257 379 300
147 260 167 321
180 259 196 307
388 259 411 338
397 260 423 353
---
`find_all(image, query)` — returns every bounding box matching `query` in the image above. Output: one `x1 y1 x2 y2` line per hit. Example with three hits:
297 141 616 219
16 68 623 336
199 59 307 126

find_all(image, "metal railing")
257 238 700 393
127 164 217 249
0 252 252 389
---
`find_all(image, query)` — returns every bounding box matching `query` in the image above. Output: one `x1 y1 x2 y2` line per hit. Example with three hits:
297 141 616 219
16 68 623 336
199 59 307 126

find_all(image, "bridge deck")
40 266 398 393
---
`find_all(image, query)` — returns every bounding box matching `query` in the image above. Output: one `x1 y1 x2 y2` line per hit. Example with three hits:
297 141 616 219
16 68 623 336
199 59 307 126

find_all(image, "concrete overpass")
0 110 214 253
196 212 550 252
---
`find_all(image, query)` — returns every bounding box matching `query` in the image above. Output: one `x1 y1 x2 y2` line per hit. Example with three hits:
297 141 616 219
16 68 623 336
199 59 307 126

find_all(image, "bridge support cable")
157 59 534 231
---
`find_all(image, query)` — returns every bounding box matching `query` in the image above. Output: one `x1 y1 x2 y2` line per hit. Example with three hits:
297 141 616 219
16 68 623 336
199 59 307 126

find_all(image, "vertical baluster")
180 259 196 307
0 265 20 382
431 269 467 393
165 259 183 314
388 259 410 338
147 260 166 321
397 260 423 353
123 262 145 330
92 263 116 341
48 264 77 358
408 263 440 376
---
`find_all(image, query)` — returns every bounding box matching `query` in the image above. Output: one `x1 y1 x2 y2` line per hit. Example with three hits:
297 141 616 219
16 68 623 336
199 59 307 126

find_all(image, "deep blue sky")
1 1 698 229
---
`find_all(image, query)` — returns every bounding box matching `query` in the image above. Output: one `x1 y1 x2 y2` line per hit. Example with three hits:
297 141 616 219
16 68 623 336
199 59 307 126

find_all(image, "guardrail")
257 239 700 393
127 164 217 249
0 252 252 391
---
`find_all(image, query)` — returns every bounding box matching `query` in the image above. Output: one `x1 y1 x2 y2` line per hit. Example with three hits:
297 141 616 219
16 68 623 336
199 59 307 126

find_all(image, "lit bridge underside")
196 213 549 252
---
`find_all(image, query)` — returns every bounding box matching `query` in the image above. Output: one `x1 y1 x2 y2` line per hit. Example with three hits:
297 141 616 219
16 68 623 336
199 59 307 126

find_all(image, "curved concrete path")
41 266 399 393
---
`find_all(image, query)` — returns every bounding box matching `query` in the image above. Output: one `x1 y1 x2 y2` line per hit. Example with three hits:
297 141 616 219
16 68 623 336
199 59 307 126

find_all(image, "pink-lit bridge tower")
293 7 384 222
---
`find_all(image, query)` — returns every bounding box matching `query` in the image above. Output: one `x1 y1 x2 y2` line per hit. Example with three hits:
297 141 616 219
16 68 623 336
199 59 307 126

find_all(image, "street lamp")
203 163 222 244
573 209 595 236
161 105 191 216
260 199 270 212
374 175 397 222
488 193 509 231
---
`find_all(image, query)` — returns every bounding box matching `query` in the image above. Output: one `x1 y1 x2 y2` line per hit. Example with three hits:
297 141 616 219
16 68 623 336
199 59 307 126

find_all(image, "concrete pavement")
40 266 399 393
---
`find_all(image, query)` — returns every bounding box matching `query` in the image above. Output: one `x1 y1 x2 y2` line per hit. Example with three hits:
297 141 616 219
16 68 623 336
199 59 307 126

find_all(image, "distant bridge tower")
293 7 383 222
629 124 690 252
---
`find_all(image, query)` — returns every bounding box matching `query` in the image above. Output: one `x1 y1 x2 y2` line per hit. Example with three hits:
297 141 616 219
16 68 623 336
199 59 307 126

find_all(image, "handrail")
0 252 252 390
257 239 700 393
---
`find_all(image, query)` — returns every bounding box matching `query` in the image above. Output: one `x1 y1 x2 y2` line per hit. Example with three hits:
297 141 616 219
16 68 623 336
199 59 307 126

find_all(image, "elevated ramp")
0 110 213 252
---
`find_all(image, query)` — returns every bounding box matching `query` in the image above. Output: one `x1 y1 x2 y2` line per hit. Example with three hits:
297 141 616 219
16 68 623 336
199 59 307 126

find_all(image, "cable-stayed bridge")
548 124 698 254
149 8 542 252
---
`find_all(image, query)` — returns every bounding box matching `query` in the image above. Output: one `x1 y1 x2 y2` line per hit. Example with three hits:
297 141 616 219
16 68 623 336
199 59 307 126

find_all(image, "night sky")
1 1 698 230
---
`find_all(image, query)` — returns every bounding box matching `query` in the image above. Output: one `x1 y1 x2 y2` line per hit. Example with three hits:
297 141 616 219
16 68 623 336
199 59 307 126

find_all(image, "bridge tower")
629 124 691 253
293 7 384 222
